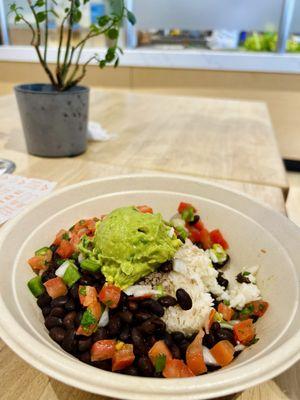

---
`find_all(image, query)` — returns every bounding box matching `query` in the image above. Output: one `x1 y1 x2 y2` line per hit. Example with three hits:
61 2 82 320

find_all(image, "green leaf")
107 28 119 40
114 57 119 68
64 7 69 12
15 15 21 22
36 11 47 22
99 60 106 69
154 354 166 373
80 308 97 328
105 47 116 62
242 271 251 276
74 0 80 7
73 9 82 23
34 0 45 7
83 0 90 4
127 10 136 25
97 15 110 27
118 46 124 55
90 23 99 33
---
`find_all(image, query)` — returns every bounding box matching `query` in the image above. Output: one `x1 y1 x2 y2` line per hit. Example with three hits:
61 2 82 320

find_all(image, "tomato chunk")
163 359 195 378
56 239 74 259
112 344 135 371
53 229 69 246
136 205 153 214
186 330 207 375
210 340 235 367
218 303 234 322
28 256 46 271
72 219 96 236
247 300 269 317
210 229 229 250
99 284 121 309
233 319 255 345
186 226 202 243
178 202 195 214
198 228 212 249
79 285 98 307
44 277 68 299
148 340 172 367
194 220 205 231
76 301 101 336
91 340 116 361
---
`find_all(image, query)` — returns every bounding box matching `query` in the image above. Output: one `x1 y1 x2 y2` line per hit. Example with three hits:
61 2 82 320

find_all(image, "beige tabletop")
0 89 297 400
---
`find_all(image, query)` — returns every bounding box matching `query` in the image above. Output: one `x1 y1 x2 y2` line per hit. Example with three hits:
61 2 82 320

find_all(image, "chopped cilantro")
223 300 230 306
62 232 70 240
242 271 251 276
259 303 265 311
80 308 97 328
79 286 87 296
240 304 255 315
154 354 166 373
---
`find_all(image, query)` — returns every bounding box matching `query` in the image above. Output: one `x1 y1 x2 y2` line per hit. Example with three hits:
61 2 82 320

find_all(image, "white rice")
145 240 262 336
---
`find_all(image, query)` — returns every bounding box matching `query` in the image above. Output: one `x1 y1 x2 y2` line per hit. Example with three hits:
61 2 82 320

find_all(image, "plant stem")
64 56 96 90
44 0 48 62
61 0 74 81
56 13 69 85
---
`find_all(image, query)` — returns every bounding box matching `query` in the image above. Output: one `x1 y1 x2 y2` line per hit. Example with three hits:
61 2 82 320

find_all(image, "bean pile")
36 255 199 377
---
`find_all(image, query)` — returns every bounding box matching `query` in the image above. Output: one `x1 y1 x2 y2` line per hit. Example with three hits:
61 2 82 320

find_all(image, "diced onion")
203 346 219 366
98 307 109 327
78 253 84 263
168 227 175 238
235 344 246 352
124 285 159 297
55 260 70 277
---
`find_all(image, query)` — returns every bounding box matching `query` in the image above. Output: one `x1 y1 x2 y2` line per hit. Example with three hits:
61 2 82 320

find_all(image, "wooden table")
0 89 297 400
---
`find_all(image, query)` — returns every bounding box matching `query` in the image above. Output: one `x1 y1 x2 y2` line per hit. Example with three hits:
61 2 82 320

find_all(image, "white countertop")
1 45 300 74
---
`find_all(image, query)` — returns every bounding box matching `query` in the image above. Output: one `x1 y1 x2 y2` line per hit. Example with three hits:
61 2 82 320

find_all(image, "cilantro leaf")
154 354 166 373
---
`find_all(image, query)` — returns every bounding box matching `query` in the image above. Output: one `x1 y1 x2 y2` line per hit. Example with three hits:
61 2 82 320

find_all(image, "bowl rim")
0 173 300 399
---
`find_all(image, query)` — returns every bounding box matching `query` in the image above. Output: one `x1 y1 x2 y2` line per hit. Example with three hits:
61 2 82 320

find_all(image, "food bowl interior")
0 175 299 400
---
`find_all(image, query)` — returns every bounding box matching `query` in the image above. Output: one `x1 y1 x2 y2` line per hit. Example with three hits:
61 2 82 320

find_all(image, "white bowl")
0 174 299 400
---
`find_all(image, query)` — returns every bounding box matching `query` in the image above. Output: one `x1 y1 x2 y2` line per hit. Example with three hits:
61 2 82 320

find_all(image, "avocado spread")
79 206 181 289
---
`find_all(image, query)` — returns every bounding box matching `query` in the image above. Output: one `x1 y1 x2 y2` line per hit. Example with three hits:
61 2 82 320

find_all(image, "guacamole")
80 206 181 289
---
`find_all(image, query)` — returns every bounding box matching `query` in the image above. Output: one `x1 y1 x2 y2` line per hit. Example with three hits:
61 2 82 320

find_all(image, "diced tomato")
218 303 234 322
76 301 101 336
163 359 195 378
70 233 81 249
186 226 203 243
53 229 69 246
79 285 98 307
205 308 216 334
72 219 96 236
247 300 269 318
233 319 255 345
91 340 116 362
210 229 229 250
136 205 153 214
99 284 121 309
178 202 195 214
194 220 205 231
210 340 235 367
186 330 207 375
148 340 172 367
197 228 213 249
28 256 46 271
44 277 68 299
56 239 74 259
112 344 135 371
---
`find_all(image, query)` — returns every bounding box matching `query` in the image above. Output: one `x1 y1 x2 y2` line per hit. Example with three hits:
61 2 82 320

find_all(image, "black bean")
65 298 76 312
176 288 192 310
74 311 84 329
139 320 156 335
213 254 230 270
42 305 51 317
207 364 221 372
92 327 108 342
171 331 185 344
251 315 259 323
63 311 77 330
45 316 63 330
187 332 197 343
216 328 236 346
131 327 147 355
108 315 121 337
51 295 68 308
163 333 173 348
234 350 242 359
217 272 229 289
79 351 91 364
141 299 164 317
178 339 189 358
137 356 155 377
93 359 112 371
236 272 251 284
37 292 52 308
79 275 95 286
135 311 152 322
146 335 157 349
158 295 177 308
127 300 138 312
119 326 131 342
210 322 221 333
119 291 128 306
61 329 76 353
190 214 200 225
203 333 215 349
50 307 65 318
93 271 105 283
122 366 139 376
41 270 56 283
78 337 92 353
118 310 133 324
170 343 181 359
158 260 173 273
49 327 65 343
151 317 166 333
70 283 79 300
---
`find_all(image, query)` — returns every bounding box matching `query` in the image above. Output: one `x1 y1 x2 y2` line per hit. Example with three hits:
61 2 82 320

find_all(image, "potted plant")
9 0 136 157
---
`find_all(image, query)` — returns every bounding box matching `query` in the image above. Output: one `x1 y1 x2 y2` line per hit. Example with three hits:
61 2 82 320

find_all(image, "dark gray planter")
15 84 89 157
